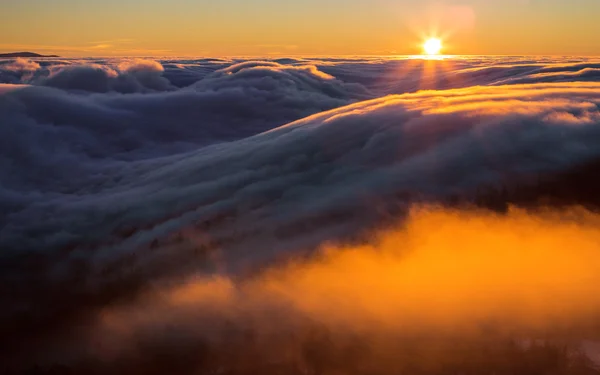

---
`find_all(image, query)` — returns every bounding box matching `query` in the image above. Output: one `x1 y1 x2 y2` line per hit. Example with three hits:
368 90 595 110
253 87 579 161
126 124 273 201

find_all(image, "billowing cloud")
41 63 120 92
40 59 174 93
2 81 600 256
2 57 41 73
9 207 600 372
0 58 41 84
0 61 367 182
3 56 600 94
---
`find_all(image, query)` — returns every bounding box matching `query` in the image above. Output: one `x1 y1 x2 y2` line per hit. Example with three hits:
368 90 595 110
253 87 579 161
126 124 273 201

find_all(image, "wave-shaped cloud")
2 82 600 269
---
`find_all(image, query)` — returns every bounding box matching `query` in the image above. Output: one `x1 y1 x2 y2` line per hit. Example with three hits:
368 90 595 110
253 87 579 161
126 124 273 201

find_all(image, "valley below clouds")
2 55 600 374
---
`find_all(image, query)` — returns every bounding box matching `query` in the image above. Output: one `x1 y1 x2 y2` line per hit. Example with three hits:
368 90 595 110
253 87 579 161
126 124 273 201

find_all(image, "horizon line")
1 53 600 59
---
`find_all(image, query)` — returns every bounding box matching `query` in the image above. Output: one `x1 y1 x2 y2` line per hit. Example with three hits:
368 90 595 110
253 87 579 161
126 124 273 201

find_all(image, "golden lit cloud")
97 206 600 357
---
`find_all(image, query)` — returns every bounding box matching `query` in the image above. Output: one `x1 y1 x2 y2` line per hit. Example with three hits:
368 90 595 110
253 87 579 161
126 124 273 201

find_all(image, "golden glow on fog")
423 38 443 55
101 206 600 343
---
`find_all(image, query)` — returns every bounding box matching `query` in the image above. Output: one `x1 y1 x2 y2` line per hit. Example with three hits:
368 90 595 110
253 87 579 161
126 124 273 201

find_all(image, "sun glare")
423 38 442 55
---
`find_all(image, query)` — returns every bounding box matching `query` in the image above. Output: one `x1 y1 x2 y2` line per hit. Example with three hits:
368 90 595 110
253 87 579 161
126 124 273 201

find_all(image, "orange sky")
1 0 599 57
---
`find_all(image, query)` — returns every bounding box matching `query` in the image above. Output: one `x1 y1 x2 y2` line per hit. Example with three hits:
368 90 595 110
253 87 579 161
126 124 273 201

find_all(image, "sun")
423 38 442 55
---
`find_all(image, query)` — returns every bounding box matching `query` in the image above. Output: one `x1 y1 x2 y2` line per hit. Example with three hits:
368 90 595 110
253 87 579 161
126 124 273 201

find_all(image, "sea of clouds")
2 55 600 373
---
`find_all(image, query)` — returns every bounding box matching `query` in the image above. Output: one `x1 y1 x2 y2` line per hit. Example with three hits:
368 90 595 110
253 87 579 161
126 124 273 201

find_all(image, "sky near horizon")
1 0 599 56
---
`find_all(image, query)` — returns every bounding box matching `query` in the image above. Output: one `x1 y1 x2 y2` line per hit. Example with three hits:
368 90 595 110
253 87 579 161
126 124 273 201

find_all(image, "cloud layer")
3 81 600 254
10 207 600 373
2 55 600 372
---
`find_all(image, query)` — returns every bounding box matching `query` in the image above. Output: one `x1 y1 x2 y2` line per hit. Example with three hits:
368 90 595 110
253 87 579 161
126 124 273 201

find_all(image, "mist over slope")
2 55 600 373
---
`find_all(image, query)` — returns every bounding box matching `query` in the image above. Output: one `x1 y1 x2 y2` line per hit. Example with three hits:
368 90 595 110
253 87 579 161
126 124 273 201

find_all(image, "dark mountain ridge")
0 52 59 58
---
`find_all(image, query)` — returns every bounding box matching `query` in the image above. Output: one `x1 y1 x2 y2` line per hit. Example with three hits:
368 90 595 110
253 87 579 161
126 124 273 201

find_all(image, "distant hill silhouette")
0 52 59 58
